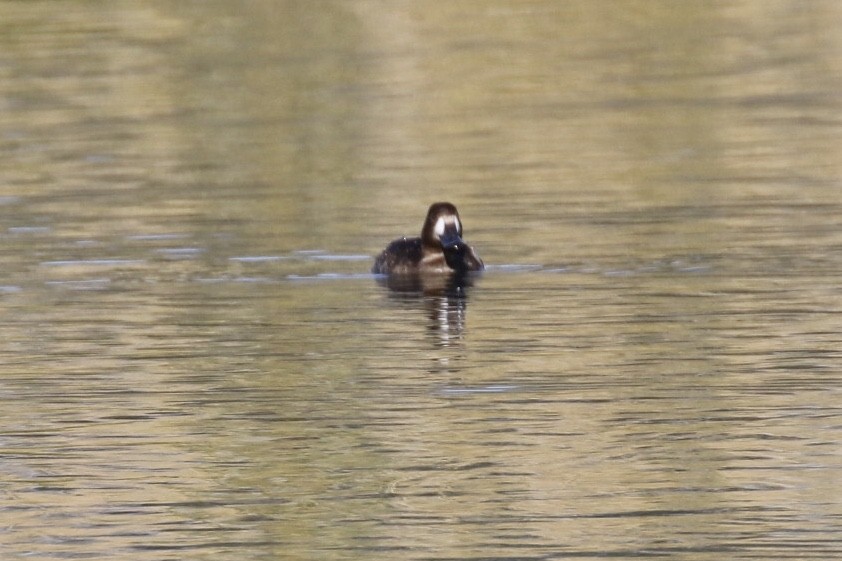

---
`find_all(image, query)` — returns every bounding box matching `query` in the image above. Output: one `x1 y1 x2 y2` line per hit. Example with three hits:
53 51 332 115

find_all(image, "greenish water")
2 2 842 560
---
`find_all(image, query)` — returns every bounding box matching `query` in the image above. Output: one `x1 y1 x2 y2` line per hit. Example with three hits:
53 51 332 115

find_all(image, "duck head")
421 202 474 271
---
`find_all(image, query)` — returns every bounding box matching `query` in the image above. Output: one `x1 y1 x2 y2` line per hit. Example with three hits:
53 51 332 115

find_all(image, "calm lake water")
2 1 842 560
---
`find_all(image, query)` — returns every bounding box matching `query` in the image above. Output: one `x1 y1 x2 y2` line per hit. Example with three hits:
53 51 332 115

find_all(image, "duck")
372 202 484 275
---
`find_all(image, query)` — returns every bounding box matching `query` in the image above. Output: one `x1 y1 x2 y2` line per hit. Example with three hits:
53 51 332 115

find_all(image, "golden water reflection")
2 1 842 560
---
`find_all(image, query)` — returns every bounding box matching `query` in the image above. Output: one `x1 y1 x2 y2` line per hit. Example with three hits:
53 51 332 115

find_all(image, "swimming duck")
372 202 484 275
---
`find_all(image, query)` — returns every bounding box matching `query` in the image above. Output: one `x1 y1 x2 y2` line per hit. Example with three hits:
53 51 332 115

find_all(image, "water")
2 1 842 560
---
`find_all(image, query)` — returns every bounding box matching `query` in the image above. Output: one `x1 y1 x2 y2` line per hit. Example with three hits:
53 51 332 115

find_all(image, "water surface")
2 1 842 560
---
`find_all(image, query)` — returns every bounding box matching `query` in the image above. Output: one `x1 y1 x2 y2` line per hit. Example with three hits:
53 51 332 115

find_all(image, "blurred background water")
2 1 842 560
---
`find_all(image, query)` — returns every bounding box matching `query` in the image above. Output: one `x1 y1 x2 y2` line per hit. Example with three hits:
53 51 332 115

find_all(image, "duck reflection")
376 272 477 346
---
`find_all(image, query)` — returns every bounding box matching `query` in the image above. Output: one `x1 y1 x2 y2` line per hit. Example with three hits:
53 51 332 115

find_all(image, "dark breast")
372 237 423 274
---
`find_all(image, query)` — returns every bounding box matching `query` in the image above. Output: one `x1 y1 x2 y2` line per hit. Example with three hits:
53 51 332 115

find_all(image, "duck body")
372 202 484 275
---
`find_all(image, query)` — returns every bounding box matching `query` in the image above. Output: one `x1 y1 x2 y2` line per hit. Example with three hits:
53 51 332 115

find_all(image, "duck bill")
440 228 465 254
440 228 469 270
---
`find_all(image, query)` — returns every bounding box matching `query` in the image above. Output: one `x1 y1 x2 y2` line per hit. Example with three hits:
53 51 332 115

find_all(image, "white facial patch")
434 216 461 239
434 217 446 238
